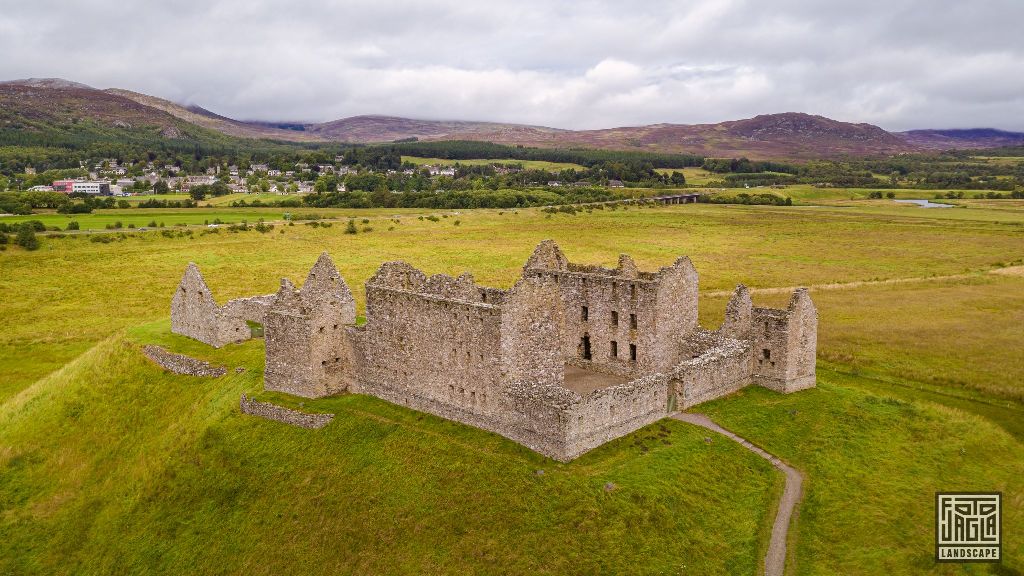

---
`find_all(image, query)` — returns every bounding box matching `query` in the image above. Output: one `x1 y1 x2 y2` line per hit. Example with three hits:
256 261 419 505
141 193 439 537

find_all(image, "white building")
428 166 456 177
72 181 111 195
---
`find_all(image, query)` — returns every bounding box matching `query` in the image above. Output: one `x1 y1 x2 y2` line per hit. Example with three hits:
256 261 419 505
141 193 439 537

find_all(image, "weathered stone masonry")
171 242 818 461
240 394 334 429
142 344 227 377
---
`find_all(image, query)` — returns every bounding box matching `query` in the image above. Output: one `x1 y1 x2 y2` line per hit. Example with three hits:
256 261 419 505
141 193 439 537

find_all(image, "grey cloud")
0 0 1022 130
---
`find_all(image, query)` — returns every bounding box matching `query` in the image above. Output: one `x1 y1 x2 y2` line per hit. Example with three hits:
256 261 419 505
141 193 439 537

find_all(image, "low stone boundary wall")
239 394 334 429
142 345 227 377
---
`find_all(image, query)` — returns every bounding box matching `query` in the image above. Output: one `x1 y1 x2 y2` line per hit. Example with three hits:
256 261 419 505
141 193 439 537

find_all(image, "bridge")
643 193 702 204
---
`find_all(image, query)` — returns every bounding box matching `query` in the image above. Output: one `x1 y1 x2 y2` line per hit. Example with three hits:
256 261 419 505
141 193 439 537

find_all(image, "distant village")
22 156 629 198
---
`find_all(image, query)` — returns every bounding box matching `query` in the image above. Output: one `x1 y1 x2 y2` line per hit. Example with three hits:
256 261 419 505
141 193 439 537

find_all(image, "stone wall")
142 345 226 377
782 289 817 392
170 262 276 348
360 262 508 420
562 373 671 459
523 241 698 378
170 263 221 346
649 257 700 372
751 306 790 390
219 294 277 344
671 332 752 408
239 394 334 429
500 276 565 388
720 284 753 341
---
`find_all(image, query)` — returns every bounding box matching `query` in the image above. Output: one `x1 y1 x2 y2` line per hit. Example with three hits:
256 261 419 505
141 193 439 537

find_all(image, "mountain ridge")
2 78 1019 159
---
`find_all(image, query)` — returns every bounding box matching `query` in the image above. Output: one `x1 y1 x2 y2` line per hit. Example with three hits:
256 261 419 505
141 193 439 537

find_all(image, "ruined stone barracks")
171 241 817 461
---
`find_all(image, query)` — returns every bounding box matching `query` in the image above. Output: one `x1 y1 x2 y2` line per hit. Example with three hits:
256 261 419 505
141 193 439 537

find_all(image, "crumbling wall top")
523 239 569 272
369 261 504 305
788 287 816 316
720 284 753 338
302 253 354 302
176 262 217 304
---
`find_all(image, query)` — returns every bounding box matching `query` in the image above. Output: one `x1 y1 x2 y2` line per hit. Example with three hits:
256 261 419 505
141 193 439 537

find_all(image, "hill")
0 325 779 575
472 113 911 159
0 83 185 137
0 77 95 90
898 128 1024 150
0 82 317 156
305 114 567 143
106 88 324 143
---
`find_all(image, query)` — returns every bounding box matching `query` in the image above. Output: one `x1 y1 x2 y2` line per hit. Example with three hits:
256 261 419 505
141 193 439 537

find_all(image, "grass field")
403 156 586 171
1 198 1022 574
720 184 1015 203
121 192 192 203
655 166 717 184
0 206 452 231
119 193 303 207
970 155 1024 166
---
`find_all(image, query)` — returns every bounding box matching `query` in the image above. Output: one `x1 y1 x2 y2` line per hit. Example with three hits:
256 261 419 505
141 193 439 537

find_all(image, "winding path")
702 265 1024 298
671 413 803 576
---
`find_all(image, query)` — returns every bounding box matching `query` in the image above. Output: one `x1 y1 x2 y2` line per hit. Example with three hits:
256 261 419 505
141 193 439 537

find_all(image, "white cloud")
0 0 1022 130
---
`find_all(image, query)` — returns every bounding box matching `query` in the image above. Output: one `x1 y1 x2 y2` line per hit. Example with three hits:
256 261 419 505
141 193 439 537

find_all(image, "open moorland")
1 199 1023 575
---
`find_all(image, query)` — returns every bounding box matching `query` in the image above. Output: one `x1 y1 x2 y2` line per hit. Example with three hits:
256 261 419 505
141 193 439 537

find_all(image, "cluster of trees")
701 158 797 174
701 156 1024 191
0 190 75 214
383 140 704 169
698 192 792 206
936 190 1024 199
296 186 621 210
188 181 231 200
0 220 43 250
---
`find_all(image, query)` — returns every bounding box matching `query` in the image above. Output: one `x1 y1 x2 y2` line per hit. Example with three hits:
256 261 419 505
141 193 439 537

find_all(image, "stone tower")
264 253 358 398
751 288 818 393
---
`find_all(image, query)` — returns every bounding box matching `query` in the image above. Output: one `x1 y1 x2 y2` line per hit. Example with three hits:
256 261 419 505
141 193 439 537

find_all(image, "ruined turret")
751 288 818 392
263 254 358 398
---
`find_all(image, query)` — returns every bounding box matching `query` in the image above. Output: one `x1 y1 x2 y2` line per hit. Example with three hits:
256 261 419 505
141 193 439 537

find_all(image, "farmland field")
655 166 717 184
402 155 586 171
1 199 1022 575
0 206 454 231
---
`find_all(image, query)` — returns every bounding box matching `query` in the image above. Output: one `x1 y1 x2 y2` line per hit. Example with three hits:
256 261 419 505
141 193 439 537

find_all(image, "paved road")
671 412 803 576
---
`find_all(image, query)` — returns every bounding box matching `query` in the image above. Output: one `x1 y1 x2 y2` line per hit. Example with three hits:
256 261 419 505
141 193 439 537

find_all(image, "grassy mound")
3 322 1021 574
0 325 778 575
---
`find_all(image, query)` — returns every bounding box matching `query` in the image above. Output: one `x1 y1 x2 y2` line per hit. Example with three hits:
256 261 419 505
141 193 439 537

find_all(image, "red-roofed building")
52 179 76 193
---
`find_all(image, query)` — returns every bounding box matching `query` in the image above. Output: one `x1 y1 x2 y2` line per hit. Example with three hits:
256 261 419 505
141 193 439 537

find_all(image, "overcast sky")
2 0 1022 130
